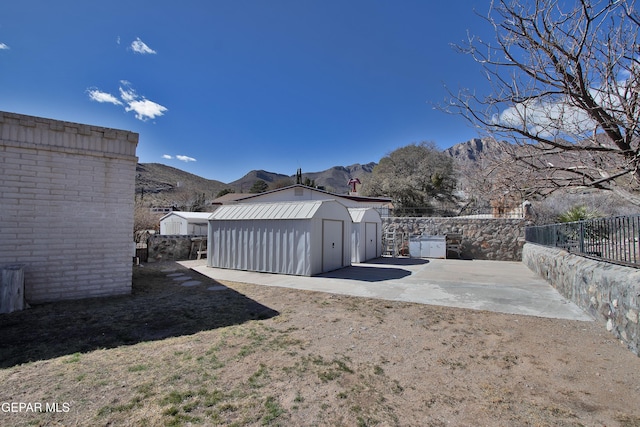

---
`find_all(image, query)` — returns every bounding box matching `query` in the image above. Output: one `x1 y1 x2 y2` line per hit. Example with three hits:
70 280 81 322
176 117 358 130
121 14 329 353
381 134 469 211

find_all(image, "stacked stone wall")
147 235 204 262
523 243 640 355
382 217 527 261
0 111 138 303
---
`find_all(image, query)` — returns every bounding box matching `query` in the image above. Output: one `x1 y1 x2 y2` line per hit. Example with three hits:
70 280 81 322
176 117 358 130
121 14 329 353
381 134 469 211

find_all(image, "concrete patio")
180 257 592 321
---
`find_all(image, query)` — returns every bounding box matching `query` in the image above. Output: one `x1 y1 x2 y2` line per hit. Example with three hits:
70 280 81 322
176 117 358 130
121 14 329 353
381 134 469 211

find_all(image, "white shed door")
365 222 378 261
322 219 343 272
165 221 181 235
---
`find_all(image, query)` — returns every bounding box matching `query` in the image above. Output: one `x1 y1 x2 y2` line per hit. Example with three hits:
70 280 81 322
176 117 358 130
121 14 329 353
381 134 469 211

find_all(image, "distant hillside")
135 163 228 206
228 170 292 193
227 163 377 194
444 137 510 164
135 140 515 207
302 163 377 194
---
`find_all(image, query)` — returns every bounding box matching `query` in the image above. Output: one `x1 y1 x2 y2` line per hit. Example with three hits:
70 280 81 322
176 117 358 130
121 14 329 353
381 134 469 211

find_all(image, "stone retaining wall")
147 235 206 262
523 243 640 356
383 217 527 261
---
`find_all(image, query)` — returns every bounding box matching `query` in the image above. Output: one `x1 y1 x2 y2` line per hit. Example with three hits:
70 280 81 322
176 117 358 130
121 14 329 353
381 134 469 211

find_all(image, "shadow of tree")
0 263 278 368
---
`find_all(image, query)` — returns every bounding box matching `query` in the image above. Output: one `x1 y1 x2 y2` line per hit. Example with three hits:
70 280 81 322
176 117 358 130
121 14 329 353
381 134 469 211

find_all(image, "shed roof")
160 211 212 221
209 200 337 221
210 184 392 207
348 207 381 223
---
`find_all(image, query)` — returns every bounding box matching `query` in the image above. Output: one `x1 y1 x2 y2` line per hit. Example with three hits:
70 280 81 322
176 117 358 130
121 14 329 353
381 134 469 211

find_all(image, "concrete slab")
179 257 593 321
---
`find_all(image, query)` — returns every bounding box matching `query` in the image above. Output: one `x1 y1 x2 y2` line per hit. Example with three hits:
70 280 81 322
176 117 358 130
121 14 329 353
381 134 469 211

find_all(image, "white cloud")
119 81 167 121
86 88 123 105
176 155 197 162
130 37 156 55
118 81 137 102
496 76 640 139
0 43 10 50
87 81 167 122
162 154 173 159
125 99 168 121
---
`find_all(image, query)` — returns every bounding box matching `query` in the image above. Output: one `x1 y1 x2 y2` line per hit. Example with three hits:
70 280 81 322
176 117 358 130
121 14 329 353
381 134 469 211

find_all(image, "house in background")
208 199 353 276
211 184 392 216
159 211 210 235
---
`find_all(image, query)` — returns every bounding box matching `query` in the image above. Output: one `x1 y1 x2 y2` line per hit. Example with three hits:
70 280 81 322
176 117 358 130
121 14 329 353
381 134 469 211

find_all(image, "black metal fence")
525 215 640 268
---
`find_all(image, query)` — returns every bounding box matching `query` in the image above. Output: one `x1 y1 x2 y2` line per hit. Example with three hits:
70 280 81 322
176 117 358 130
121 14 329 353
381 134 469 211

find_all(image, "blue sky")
0 1 493 183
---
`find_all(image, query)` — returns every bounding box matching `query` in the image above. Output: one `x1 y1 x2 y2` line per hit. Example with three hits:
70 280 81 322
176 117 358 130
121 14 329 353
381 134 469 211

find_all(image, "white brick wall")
0 111 139 303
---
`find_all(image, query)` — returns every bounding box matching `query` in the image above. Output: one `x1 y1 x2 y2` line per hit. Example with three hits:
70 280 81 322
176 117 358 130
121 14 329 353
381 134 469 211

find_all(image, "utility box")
1 264 25 314
409 235 446 259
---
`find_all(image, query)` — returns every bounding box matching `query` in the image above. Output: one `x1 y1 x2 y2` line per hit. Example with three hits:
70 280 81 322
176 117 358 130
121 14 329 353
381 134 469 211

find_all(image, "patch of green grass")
373 365 384 375
161 390 194 406
235 326 270 358
248 363 270 388
318 357 354 382
165 413 202 426
62 352 81 364
163 406 179 416
97 396 144 416
202 389 225 407
127 364 148 372
333 359 354 373
262 396 285 425
134 383 155 398
357 415 380 426
318 370 341 382
207 353 225 369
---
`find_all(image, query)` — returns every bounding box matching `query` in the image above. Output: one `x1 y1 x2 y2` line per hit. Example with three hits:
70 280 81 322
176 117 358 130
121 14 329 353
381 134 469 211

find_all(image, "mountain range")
135 138 504 206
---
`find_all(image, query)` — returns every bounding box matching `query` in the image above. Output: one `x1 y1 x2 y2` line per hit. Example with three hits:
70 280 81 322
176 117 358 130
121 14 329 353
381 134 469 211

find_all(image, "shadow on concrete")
0 263 278 369
318 265 412 282
363 257 430 266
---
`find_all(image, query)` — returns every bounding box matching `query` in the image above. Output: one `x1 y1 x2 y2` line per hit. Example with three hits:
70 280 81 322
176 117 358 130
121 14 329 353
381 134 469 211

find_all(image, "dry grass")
1 262 640 426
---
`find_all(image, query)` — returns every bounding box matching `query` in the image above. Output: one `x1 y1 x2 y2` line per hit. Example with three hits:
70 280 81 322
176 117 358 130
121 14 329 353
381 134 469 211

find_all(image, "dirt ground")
1 261 640 427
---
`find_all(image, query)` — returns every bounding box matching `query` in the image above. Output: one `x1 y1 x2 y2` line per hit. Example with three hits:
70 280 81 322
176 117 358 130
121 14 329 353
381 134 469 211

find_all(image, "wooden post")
0 264 25 314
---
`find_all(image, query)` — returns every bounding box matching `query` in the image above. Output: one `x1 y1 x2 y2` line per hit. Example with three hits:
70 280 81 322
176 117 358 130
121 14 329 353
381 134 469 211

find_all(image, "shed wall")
209 219 312 275
160 216 188 235
350 208 382 263
208 200 352 276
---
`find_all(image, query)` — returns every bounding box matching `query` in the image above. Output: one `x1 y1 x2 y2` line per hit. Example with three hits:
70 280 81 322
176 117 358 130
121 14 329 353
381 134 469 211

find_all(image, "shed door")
322 219 344 272
165 221 181 235
365 222 378 261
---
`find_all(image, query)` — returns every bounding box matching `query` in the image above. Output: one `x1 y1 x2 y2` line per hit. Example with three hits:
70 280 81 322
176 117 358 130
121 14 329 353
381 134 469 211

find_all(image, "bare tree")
446 0 640 205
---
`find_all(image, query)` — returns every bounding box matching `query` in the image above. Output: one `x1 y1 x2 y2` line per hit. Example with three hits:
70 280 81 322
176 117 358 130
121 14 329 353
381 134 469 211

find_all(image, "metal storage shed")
349 208 382 263
207 200 352 276
159 212 211 235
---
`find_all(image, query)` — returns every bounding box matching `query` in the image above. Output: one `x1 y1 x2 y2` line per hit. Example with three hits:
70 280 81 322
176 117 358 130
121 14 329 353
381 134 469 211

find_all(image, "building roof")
160 211 212 221
214 184 392 205
348 207 382 223
209 200 340 221
211 192 250 204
